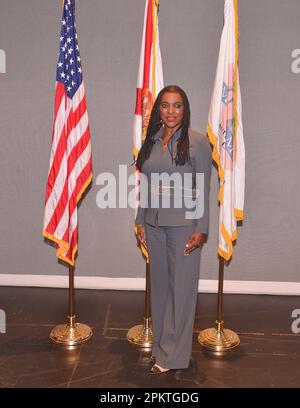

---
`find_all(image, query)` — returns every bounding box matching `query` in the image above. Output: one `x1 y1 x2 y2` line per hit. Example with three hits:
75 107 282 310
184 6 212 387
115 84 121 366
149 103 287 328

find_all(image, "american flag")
43 0 92 266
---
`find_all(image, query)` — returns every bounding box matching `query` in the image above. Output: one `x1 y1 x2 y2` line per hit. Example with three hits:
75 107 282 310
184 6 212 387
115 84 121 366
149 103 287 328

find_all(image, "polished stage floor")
0 287 299 388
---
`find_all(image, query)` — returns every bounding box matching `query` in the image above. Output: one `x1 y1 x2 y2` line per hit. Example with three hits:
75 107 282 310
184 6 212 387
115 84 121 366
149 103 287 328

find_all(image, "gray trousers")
145 222 202 369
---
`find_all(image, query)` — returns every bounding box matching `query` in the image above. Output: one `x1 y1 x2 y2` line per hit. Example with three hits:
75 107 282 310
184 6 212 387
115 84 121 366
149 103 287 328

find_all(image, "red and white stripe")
43 81 92 265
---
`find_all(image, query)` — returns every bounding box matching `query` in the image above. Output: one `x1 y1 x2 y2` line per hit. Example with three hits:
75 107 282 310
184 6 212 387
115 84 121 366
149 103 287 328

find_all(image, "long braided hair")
135 85 191 171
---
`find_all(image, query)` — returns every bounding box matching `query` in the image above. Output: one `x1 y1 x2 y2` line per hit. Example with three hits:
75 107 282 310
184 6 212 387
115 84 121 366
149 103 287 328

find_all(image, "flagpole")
197 258 240 352
127 261 153 349
50 265 93 345
127 0 163 350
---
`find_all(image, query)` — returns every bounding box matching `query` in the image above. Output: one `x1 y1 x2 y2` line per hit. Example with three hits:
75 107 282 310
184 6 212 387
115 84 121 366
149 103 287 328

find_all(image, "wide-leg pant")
145 222 202 369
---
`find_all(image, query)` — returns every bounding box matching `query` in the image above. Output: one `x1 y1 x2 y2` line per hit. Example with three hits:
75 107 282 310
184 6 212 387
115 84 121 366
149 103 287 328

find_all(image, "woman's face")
159 92 184 130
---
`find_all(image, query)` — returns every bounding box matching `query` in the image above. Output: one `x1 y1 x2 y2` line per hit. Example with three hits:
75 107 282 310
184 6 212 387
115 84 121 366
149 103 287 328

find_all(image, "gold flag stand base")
198 320 240 353
50 315 93 346
127 261 153 349
50 266 93 346
127 317 153 349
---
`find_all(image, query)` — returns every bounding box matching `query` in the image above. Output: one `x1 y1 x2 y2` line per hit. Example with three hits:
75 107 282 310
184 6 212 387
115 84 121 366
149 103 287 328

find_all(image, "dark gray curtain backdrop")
0 0 299 282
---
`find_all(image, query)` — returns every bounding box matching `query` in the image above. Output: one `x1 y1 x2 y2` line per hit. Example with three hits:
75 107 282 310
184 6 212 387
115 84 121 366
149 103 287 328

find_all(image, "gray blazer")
135 127 212 233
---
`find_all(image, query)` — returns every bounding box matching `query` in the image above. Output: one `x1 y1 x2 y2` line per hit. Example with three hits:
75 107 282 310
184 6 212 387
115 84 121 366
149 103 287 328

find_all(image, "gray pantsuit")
145 222 201 369
135 127 212 369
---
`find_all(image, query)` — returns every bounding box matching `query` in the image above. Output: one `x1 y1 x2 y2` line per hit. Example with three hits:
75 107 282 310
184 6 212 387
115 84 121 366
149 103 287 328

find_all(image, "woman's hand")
184 232 207 256
136 224 147 249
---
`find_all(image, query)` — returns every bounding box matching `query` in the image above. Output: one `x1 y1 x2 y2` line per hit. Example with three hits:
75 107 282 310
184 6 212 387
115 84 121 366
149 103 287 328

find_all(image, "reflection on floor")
0 287 299 388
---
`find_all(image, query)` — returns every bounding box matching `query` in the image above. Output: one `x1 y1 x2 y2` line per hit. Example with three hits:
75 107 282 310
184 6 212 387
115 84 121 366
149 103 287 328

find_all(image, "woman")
135 85 212 374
